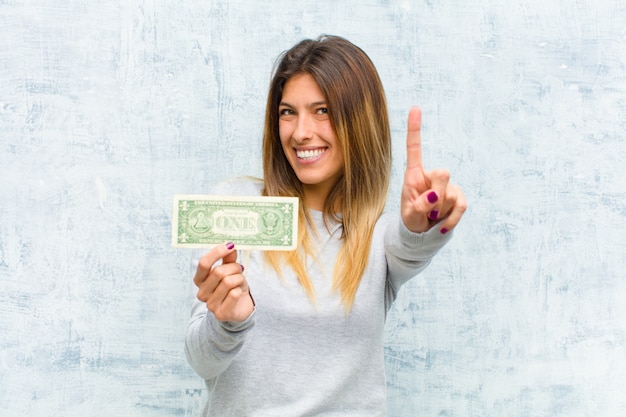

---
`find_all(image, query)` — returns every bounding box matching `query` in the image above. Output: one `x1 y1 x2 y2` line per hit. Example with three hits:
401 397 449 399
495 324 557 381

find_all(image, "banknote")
172 195 299 250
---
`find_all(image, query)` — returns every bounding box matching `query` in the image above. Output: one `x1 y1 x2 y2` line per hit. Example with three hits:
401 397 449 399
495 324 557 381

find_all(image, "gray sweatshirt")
185 177 452 416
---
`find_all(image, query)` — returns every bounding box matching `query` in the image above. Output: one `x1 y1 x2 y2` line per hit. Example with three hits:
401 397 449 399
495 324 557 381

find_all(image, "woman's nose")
292 115 313 142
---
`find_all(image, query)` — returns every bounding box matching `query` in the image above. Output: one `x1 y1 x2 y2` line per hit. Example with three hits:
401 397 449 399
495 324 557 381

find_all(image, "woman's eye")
316 107 328 115
279 108 294 116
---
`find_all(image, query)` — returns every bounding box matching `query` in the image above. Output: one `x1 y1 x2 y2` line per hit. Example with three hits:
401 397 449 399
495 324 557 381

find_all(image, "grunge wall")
1 1 625 415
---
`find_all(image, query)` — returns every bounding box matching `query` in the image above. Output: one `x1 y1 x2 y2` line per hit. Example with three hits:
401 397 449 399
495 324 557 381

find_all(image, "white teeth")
296 149 324 159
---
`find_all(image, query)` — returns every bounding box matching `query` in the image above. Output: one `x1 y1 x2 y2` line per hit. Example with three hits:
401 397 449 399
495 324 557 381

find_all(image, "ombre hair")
262 35 391 309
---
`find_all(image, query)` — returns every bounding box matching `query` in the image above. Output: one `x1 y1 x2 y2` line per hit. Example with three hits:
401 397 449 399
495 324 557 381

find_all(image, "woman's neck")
302 186 327 211
302 183 343 213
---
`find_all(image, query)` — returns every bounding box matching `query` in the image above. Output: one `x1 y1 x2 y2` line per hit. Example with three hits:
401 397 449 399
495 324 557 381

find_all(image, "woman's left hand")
400 106 466 234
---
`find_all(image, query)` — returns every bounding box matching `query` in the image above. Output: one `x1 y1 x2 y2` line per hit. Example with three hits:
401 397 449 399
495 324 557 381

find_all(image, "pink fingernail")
240 264 245 272
226 242 235 250
428 210 439 221
427 191 438 203
440 228 449 235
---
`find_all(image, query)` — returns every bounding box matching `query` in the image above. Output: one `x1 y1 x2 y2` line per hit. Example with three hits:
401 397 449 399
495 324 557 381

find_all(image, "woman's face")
278 73 344 207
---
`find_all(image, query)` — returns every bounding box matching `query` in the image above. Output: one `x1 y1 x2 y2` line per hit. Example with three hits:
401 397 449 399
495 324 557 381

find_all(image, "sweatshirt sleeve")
383 214 453 303
184 251 256 381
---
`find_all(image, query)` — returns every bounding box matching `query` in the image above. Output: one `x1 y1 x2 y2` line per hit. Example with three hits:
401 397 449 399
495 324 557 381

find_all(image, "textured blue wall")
1 1 625 416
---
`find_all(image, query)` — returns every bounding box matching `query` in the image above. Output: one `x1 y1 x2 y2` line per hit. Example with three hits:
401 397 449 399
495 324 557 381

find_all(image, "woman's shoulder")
210 176 264 196
375 211 396 227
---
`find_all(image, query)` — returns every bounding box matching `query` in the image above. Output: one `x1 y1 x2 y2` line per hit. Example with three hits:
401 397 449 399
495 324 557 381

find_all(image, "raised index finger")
193 242 236 286
406 106 423 170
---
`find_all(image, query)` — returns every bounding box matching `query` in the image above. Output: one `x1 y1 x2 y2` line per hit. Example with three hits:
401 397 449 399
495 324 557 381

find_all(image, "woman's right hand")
193 242 254 322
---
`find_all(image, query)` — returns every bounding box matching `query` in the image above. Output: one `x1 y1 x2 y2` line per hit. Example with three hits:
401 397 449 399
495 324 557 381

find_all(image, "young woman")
185 35 466 416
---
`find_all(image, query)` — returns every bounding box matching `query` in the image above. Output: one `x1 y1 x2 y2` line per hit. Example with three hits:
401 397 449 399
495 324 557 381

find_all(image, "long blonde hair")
262 35 391 309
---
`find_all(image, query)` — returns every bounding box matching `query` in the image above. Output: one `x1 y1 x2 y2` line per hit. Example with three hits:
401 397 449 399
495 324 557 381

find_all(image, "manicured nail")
427 191 438 204
226 242 235 250
240 264 245 272
428 210 439 221
440 228 449 235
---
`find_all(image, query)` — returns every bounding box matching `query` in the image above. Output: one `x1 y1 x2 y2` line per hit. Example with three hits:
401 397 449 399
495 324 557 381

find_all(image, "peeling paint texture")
1 1 625 416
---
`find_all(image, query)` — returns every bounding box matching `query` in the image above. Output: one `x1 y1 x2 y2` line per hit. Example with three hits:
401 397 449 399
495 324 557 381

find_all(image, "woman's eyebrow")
278 100 327 108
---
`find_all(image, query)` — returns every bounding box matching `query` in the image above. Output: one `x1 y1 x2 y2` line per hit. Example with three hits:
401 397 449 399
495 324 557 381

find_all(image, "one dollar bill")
172 195 299 250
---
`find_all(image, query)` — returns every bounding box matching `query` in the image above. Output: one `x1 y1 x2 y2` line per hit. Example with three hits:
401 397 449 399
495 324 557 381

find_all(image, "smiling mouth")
296 148 326 160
